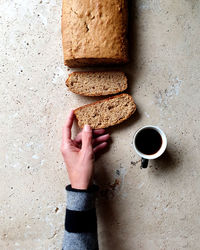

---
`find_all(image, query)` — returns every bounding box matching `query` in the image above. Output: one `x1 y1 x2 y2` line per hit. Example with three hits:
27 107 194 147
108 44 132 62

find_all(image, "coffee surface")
135 128 162 155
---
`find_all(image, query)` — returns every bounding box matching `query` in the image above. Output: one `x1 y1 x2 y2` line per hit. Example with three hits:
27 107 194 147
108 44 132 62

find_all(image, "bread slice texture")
74 94 136 129
66 71 127 96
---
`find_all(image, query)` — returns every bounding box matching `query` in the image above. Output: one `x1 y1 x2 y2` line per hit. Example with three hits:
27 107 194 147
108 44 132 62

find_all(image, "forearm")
62 185 99 250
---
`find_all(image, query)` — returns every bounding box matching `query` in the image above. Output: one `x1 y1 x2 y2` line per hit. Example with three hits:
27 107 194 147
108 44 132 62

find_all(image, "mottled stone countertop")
0 0 200 249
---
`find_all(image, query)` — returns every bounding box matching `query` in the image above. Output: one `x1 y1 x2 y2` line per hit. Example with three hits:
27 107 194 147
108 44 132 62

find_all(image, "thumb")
82 125 92 151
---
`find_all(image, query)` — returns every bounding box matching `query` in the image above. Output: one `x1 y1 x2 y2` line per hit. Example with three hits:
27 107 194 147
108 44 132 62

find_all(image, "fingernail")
84 124 91 132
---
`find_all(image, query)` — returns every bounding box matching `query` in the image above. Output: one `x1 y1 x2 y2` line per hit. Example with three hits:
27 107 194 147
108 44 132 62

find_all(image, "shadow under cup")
133 126 167 168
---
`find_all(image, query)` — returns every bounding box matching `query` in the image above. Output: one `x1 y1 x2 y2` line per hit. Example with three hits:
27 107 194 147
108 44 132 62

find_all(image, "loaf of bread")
61 0 128 67
74 94 136 129
66 71 127 96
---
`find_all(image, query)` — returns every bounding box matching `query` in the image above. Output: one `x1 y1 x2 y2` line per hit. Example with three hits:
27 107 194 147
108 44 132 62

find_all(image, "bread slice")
66 71 128 96
74 94 136 129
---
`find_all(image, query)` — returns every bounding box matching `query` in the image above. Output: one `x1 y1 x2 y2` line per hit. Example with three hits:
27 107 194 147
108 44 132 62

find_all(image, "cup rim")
133 125 167 160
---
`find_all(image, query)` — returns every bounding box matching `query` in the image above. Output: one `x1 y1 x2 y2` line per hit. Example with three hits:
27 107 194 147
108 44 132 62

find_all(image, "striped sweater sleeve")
62 185 99 250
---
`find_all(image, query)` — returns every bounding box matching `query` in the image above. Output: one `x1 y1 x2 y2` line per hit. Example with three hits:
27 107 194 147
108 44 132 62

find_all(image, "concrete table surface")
0 0 200 249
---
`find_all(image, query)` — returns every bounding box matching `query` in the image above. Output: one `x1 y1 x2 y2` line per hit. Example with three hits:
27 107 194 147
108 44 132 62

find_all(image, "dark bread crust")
64 58 129 68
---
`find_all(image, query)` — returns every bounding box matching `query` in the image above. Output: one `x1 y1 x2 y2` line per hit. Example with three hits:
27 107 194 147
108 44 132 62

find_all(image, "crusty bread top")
66 71 127 96
61 0 128 67
74 94 136 129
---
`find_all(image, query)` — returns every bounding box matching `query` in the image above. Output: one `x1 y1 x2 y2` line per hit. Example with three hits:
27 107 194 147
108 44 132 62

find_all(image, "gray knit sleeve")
62 185 99 250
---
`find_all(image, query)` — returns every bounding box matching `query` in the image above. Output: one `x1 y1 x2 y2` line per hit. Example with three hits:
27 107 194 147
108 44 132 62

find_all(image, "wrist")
71 177 93 190
71 184 89 190
71 182 92 190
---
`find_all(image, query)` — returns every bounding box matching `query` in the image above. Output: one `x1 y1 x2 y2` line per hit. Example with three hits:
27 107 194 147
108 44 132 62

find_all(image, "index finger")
93 128 106 136
62 110 74 143
74 128 106 144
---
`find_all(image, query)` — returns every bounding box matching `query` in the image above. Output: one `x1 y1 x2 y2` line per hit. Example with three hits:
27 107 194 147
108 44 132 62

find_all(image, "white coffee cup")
133 125 167 168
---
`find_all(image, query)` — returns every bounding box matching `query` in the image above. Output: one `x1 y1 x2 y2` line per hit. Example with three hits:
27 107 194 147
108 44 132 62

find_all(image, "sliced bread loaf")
62 0 128 67
66 71 127 96
74 94 136 129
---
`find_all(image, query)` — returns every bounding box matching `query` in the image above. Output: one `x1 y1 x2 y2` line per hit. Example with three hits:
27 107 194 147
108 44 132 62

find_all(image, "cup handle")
141 158 148 169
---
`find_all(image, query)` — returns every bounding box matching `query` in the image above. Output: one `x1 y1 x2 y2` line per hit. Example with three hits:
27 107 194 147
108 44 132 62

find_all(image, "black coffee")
135 128 162 155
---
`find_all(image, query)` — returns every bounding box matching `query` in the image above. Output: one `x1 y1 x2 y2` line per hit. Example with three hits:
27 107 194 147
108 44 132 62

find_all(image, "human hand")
61 110 110 189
